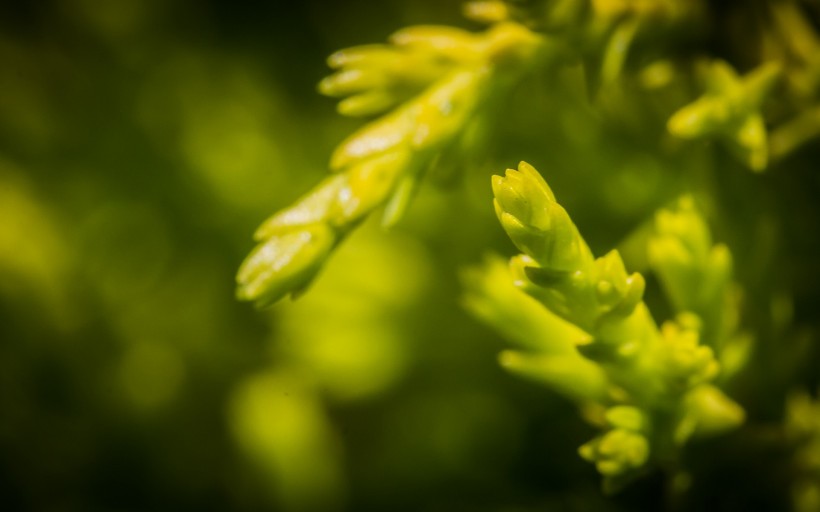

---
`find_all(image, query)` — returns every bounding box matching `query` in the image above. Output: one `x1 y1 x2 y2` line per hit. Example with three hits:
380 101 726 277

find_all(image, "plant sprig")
238 22 544 307
466 162 745 492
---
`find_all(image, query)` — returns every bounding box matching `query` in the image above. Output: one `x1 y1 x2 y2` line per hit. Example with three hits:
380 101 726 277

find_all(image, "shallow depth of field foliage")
2 0 820 511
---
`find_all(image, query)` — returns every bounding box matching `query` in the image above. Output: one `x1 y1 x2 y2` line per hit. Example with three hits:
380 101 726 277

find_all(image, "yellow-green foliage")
3 1 819 511
231 0 820 503
467 162 745 492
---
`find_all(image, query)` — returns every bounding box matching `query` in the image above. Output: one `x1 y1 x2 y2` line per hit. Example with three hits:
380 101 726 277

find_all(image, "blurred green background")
1 1 819 511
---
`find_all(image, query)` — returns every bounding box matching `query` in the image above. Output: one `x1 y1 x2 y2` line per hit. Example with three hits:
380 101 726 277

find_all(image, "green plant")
235 0 820 505
237 21 544 306
465 161 745 492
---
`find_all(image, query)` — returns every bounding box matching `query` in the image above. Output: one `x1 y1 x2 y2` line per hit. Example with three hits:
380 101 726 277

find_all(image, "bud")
389 25 481 62
605 406 648 433
492 161 592 271
654 196 712 260
462 1 510 24
676 385 745 442
667 61 740 139
237 223 337 307
318 68 385 98
667 96 733 138
594 250 645 317
321 42 454 119
660 320 720 390
667 60 781 172
337 90 397 117
579 429 650 477
649 197 735 315
327 45 396 69
732 114 768 172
